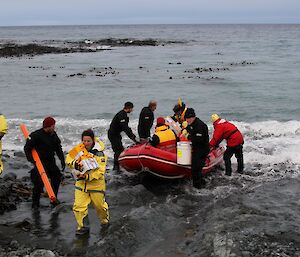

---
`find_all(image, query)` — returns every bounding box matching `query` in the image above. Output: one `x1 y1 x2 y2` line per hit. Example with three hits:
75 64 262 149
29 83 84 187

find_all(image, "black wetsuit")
24 128 65 207
138 106 154 140
186 118 210 188
108 110 136 170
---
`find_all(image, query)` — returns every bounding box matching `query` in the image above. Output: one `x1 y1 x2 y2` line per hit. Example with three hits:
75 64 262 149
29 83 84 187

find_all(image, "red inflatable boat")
118 143 225 179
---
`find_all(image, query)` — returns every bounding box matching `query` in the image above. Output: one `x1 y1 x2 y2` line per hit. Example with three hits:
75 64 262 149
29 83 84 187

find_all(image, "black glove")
74 161 83 172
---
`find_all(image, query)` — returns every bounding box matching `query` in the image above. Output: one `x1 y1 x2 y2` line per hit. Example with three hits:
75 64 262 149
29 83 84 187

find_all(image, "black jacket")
186 118 210 156
108 110 136 140
138 106 154 139
24 128 65 166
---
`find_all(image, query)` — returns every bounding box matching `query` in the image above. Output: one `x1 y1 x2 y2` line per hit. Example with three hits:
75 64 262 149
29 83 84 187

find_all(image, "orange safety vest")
154 125 177 152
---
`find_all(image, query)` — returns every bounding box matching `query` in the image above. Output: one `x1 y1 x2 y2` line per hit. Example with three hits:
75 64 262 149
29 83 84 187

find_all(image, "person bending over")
138 100 157 142
210 114 244 176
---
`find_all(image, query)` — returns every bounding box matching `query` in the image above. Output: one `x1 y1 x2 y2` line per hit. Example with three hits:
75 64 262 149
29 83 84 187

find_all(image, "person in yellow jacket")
171 98 188 124
150 117 178 152
66 129 109 236
0 114 8 175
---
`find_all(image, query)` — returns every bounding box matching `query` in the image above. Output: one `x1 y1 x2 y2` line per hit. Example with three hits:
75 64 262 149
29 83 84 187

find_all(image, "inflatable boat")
118 143 225 179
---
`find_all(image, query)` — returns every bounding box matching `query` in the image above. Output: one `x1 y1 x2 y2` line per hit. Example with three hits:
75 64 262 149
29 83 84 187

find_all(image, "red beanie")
43 117 56 128
156 117 165 125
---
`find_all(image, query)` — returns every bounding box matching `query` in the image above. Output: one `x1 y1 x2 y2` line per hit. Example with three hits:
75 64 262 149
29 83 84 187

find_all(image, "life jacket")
210 119 244 148
179 129 189 142
0 115 8 135
0 115 8 175
154 125 177 152
66 138 107 193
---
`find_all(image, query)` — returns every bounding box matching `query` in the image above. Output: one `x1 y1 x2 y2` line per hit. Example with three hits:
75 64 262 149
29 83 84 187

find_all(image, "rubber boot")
193 177 206 189
113 163 120 172
237 157 244 174
224 159 232 176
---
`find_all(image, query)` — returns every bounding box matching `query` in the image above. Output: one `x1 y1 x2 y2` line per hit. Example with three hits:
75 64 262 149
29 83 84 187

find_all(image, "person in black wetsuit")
108 102 138 171
185 108 210 189
137 100 157 142
24 117 65 209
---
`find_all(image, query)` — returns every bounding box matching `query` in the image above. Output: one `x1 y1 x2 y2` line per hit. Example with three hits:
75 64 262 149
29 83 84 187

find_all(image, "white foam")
238 120 300 165
3 118 300 168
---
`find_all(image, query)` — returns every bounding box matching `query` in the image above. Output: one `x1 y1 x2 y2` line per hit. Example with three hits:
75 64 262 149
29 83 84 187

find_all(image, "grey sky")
0 0 299 26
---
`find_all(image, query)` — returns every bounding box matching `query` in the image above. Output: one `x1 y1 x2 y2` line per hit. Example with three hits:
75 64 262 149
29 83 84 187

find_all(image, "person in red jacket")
210 114 244 176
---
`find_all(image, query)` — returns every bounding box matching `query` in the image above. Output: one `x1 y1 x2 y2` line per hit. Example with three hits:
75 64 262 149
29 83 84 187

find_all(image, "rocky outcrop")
0 173 31 214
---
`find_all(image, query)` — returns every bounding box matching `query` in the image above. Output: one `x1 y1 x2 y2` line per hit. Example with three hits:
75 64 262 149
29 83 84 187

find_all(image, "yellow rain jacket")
154 125 177 145
66 138 107 192
151 125 178 153
0 114 8 175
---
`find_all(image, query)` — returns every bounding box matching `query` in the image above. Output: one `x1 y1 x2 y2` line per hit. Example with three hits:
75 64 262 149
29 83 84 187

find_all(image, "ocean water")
0 25 300 256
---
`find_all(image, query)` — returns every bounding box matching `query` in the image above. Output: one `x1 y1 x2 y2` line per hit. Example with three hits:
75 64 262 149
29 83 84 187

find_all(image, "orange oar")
20 123 57 204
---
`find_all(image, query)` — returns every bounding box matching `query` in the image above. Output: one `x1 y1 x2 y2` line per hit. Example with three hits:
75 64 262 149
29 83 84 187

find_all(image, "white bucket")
177 141 192 165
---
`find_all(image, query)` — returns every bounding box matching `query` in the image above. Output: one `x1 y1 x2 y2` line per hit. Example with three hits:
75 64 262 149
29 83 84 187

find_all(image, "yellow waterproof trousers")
73 189 109 229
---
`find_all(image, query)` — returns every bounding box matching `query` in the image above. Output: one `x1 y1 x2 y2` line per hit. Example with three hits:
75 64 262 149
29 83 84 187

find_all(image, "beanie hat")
185 108 196 118
43 117 56 128
156 117 165 125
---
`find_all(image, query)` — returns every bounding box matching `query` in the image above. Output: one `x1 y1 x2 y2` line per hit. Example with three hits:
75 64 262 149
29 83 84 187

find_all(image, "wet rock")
0 44 70 58
185 67 230 73
30 249 55 257
0 183 10 197
3 173 17 181
13 218 33 231
10 240 19 249
0 177 31 214
13 151 25 158
228 61 256 66
213 233 234 257
0 39 184 58
92 38 159 47
241 251 251 257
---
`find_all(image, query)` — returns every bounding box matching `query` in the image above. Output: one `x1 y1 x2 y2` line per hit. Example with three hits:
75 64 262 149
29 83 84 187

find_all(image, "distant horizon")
1 22 300 28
